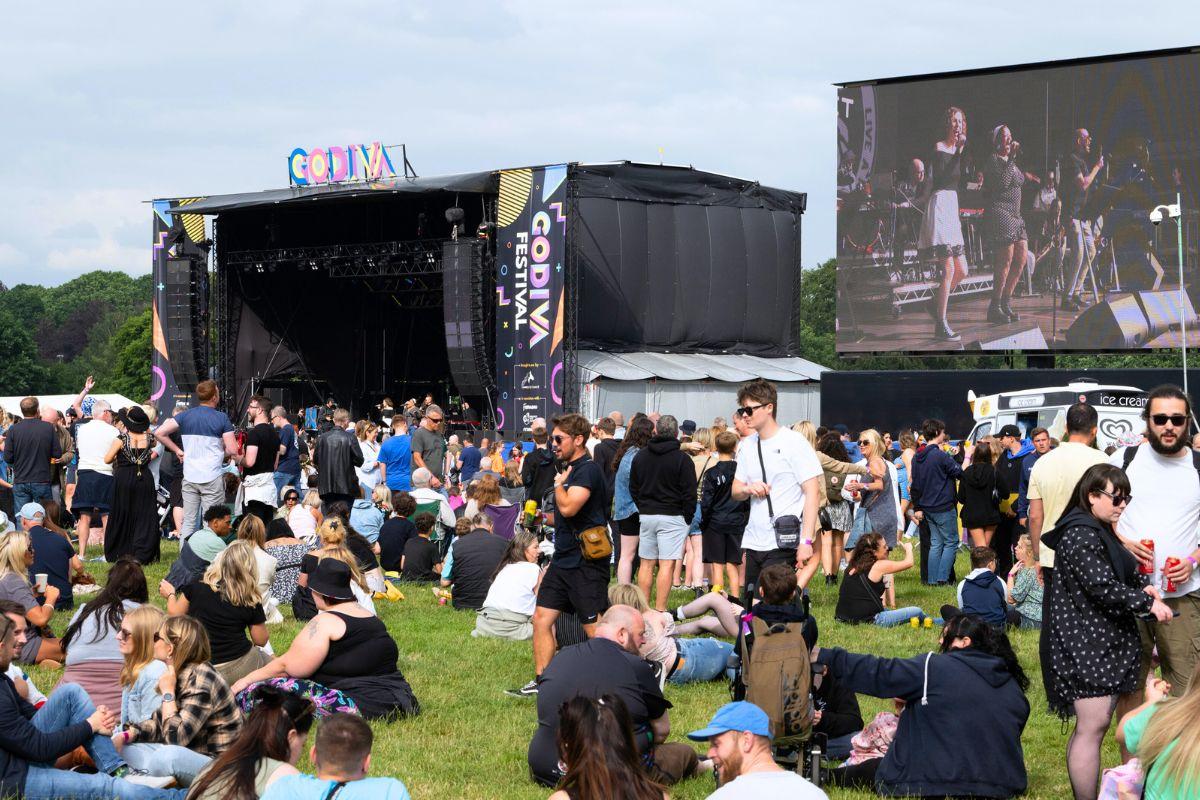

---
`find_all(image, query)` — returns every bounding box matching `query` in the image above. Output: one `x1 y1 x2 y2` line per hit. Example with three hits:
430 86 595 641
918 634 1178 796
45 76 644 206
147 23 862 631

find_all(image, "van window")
1015 413 1039 438
970 421 993 442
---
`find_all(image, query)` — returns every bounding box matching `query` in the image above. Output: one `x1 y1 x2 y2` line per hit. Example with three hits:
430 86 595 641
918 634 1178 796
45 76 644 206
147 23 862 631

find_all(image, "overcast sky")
1 2 1197 288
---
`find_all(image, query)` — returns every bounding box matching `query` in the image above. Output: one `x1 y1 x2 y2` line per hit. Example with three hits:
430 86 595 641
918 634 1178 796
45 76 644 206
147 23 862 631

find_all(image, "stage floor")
838 284 1200 352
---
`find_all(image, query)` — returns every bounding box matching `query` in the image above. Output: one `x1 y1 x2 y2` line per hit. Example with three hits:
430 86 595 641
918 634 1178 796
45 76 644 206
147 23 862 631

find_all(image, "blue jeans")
873 606 929 627
13 482 52 513
668 638 735 684
826 731 858 760
122 743 211 786
925 509 960 584
273 470 299 498
31 683 122 773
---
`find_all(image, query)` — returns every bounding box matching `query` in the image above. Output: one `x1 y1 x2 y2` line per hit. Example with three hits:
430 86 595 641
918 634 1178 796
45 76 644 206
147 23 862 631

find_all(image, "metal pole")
1178 191 1188 398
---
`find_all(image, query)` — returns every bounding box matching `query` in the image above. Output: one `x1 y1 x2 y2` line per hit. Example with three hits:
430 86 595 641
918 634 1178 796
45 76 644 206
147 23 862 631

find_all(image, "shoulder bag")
757 437 801 550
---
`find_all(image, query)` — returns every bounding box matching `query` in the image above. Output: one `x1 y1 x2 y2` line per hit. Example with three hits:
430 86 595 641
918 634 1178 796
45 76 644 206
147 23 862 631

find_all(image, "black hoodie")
815 646 1029 798
0 671 92 797
629 436 697 520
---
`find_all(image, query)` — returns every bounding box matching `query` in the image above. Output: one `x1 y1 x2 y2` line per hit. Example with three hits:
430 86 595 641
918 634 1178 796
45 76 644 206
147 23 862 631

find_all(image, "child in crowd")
401 513 442 582
954 546 1018 629
1006 535 1043 630
699 431 748 600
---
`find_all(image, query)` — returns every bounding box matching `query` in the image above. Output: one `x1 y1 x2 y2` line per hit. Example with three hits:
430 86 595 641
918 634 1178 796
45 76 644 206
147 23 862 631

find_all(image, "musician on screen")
918 106 970 342
983 124 1036 325
1060 128 1105 312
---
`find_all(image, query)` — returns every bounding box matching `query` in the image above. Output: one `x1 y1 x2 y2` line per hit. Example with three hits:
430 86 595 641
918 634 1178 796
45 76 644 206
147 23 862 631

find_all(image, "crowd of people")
0 374 1198 799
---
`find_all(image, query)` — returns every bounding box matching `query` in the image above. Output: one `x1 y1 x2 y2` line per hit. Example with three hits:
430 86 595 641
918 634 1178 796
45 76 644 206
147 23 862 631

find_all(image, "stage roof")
576 351 827 383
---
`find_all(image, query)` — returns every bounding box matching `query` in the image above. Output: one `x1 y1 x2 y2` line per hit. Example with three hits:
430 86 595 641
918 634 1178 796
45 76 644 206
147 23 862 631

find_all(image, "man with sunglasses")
1109 385 1200 708
410 405 446 490
730 379 823 596
271 405 301 498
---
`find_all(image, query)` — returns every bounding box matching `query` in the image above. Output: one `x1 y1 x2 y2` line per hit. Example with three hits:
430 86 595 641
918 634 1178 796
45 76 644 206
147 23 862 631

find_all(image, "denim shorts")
638 514 689 560
669 637 735 684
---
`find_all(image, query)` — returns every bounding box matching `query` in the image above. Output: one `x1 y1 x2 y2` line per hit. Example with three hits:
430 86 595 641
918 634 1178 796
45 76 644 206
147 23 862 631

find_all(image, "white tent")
575 352 828 426
0 393 139 417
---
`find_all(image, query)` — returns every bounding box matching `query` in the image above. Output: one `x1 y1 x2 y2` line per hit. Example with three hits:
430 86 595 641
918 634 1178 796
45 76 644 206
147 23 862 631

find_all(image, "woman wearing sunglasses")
844 429 899 551
116 604 167 727
1042 463 1174 800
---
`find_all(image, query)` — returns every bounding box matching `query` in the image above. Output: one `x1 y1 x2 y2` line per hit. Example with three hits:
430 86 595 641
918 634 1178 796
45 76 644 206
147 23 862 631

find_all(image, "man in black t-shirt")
239 396 281 529
4 397 62 512
401 513 442 581
442 516 508 611
527 605 698 787
511 413 610 698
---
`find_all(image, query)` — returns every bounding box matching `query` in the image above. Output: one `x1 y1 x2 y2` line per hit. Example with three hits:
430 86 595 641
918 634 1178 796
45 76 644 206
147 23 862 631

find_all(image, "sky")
1 1 1198 288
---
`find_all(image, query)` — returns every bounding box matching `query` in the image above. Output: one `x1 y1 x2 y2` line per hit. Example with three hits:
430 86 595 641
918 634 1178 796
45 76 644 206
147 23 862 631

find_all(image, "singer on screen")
983 124 1035 326
918 106 971 342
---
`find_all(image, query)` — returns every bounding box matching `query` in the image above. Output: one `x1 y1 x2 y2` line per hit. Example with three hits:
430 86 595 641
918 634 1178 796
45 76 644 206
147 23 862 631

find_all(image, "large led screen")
836 49 1199 354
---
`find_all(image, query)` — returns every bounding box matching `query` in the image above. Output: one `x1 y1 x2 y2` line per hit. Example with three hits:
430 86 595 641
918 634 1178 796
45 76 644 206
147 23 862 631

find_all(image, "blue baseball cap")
16 503 45 522
687 701 772 741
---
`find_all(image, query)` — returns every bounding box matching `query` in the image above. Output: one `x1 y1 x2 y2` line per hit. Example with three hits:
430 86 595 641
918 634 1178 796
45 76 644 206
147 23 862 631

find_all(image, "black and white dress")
983 153 1028 246
918 142 967 260
1042 508 1152 717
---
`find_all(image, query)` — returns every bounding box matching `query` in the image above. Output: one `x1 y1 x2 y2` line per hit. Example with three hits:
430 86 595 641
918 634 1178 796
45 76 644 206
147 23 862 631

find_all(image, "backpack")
737 616 814 746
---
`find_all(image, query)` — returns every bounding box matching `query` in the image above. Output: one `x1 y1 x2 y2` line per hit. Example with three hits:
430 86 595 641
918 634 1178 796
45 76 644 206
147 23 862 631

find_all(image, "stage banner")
494 165 568 436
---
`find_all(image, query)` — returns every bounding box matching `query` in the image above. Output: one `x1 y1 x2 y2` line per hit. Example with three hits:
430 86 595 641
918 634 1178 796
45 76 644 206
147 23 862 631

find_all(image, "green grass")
32 543 1115 799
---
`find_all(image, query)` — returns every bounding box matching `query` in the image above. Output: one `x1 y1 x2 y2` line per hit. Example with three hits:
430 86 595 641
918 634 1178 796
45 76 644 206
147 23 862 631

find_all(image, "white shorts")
638 514 689 561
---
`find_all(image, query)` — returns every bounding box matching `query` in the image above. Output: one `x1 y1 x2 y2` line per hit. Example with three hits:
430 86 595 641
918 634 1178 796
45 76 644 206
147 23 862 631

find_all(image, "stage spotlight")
445 207 465 240
254 262 265 273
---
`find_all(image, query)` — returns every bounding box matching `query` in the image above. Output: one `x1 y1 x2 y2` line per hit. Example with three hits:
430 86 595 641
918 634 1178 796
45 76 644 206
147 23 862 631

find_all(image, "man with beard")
1111 385 1200 712
688 701 827 798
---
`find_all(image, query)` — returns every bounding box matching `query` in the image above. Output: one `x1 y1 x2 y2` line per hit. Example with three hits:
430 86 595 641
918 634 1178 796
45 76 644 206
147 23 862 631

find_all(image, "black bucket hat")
307 558 356 601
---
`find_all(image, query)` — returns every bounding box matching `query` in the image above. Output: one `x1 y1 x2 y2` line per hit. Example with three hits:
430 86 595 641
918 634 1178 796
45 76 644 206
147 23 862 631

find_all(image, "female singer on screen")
919 106 970 342
984 124 1038 326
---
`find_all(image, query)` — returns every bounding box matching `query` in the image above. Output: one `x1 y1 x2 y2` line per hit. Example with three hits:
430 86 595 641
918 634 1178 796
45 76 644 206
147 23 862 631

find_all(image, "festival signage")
494 165 567 435
288 142 397 185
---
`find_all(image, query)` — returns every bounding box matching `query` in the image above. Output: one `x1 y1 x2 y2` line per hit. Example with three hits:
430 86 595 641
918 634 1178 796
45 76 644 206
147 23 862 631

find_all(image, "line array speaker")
163 258 207 391
442 241 491 397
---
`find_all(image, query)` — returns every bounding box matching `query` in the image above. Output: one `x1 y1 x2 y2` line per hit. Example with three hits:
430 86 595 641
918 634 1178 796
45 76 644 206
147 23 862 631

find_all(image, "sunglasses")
1150 414 1188 427
1097 489 1133 507
153 632 166 643
735 403 767 418
285 495 298 502
552 435 570 444
858 440 870 446
116 628 132 640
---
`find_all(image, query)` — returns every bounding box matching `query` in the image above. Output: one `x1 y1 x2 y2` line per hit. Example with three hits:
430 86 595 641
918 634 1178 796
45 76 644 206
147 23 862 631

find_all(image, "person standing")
377 416 412 493
630 415 696 611
311 409 362 510
103 407 160 564
238 397 280 530
1060 128 1105 312
909 419 963 586
409 405 446 490
3 397 61 514
983 124 1032 324
456 438 482 487
74 399 121 555
154 381 238 541
918 106 970 341
731 379 822 596
1110 386 1200 710
520 427 557 507
40 407 75 506
1017 427 1052 530
270 407 300 499
994 424 1033 575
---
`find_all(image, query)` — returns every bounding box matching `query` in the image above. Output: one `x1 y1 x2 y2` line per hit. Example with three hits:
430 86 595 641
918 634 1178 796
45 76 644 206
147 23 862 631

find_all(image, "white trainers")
123 771 176 789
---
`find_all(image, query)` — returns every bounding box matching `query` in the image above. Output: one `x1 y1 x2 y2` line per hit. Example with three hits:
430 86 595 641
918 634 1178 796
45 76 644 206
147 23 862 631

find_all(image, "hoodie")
349 498 385 544
957 568 1008 626
1015 449 1042 520
996 441 1033 514
910 444 963 514
815 646 1029 798
629 436 697 520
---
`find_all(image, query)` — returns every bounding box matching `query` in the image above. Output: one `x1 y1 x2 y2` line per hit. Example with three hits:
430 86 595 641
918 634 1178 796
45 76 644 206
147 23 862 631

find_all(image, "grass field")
30 542 1117 799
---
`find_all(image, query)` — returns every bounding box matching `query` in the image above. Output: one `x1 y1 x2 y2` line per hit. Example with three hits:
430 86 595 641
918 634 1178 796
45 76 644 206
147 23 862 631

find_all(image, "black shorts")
742 547 797 590
616 514 640 538
166 474 184 509
702 526 743 564
536 560 611 625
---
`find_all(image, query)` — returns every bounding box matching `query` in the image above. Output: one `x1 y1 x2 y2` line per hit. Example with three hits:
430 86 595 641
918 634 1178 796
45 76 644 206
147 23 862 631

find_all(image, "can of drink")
1163 557 1181 593
1139 540 1156 575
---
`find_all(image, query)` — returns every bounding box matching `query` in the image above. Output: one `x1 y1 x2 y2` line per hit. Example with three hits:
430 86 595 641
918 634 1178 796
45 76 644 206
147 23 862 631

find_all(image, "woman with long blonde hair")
118 604 167 726
166 541 271 686
235 515 279 620
0 530 65 663
1118 663 1200 800
920 105 971 341
354 419 381 497
845 428 899 550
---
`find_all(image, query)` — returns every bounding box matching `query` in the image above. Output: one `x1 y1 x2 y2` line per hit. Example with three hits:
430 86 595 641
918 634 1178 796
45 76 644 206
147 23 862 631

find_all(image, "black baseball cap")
997 424 1022 438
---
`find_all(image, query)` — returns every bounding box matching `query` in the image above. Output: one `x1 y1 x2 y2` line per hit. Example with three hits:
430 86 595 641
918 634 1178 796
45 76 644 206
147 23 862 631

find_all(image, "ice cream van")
966 380 1148 450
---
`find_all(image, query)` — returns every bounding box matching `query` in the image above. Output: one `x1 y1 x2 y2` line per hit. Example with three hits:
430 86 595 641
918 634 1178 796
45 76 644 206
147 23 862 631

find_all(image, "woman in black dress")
1042 464 1174 800
102 406 160 564
957 440 1004 547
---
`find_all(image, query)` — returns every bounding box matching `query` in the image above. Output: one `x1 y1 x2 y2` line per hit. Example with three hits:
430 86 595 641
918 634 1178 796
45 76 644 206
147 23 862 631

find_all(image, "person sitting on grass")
117 605 167 727
260 713 412 800
528 604 700 788
835 535 934 627
349 485 389 546
0 613 181 799
608 583 734 687
473 530 545 641
950 546 1019 630
1117 663 1200 800
400 513 441 582
1005 535 1043 630
0 529 64 664
187 684 314 800
0 601 48 708
735 564 817 655
439 514 508 612
291 519 376 622
234 516 280 623
164 541 271 687
321 502 384 594
817 610 1030 798
376 492 417 574
162 506 230 593
230 558 420 721
687 700 828 798
548 694 669 800
115 615 243 787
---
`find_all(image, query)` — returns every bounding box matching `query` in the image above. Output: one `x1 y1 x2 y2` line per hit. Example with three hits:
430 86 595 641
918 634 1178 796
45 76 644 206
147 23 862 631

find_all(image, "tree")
0 307 47 394
107 308 153 402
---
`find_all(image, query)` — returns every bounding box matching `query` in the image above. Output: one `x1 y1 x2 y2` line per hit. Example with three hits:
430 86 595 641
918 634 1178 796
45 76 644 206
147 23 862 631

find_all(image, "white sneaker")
123 772 176 789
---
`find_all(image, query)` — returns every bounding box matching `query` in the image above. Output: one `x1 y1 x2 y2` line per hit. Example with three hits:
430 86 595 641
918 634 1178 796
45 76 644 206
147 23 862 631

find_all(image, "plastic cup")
34 574 48 593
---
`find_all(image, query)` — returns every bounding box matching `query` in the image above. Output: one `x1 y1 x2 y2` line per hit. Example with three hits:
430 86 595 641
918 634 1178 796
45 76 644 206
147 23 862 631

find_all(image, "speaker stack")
162 258 207 391
1064 290 1198 349
442 240 491 397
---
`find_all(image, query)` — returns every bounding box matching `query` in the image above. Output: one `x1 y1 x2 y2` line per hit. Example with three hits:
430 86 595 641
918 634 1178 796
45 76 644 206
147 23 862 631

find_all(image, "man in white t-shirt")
72 399 120 556
731 379 822 594
688 701 828 799
1109 385 1200 703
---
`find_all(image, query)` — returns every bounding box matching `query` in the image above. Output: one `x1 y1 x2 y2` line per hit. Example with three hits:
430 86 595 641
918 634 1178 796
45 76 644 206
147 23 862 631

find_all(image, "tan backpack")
739 616 814 746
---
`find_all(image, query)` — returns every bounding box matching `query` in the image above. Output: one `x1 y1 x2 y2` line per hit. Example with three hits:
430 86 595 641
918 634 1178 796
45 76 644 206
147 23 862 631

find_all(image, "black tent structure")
150 161 805 433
